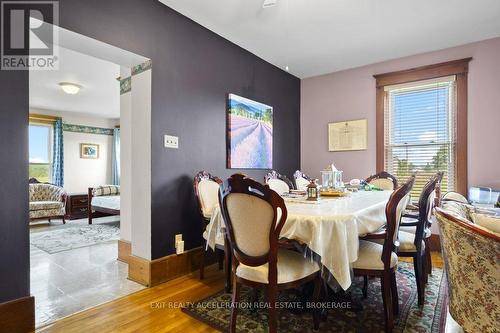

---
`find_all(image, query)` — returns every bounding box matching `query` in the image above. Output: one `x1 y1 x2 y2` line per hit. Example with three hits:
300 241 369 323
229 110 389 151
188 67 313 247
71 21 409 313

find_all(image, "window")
29 123 52 182
384 76 456 196
375 58 471 195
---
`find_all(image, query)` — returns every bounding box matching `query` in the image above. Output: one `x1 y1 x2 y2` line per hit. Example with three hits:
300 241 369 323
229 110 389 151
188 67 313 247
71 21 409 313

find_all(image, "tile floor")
30 217 144 328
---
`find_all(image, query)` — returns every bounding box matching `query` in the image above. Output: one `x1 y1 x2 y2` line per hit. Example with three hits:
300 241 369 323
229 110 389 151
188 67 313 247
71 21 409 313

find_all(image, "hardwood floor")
38 265 224 333
38 252 444 333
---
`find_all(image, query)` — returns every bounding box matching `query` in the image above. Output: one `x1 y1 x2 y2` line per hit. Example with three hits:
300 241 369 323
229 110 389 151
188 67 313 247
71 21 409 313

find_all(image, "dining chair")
193 171 225 280
264 170 294 194
396 172 441 305
442 191 469 204
365 171 398 190
219 174 322 333
435 207 500 333
293 170 312 191
356 175 415 332
400 171 443 282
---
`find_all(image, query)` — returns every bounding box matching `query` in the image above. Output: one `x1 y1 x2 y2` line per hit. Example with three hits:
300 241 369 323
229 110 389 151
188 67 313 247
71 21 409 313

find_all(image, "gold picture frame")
80 143 99 159
328 119 368 151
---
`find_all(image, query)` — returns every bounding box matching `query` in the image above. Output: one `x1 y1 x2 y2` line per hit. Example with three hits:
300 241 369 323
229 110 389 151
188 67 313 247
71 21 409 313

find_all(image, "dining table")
205 190 392 291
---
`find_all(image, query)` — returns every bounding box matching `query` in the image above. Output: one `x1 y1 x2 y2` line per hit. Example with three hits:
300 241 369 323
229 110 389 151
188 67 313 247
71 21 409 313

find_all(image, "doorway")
28 24 152 328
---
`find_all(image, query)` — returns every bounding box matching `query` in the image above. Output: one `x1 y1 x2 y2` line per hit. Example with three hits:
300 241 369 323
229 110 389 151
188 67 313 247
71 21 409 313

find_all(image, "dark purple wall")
0 0 300 303
0 70 30 304
58 0 300 259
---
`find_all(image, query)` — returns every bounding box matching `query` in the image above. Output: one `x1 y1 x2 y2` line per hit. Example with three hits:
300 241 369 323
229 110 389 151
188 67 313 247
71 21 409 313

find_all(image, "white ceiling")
159 0 500 78
29 46 121 118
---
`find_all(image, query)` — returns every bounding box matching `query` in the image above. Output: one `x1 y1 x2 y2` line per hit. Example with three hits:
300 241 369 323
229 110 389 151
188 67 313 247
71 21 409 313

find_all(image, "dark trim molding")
0 296 35 333
374 58 472 195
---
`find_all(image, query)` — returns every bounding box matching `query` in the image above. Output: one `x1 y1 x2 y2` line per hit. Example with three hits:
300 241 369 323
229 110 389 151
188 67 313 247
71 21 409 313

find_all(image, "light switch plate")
164 135 179 149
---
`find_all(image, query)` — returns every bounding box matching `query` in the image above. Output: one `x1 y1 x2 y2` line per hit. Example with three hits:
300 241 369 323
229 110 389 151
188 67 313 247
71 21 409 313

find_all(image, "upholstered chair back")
408 172 441 249
220 174 287 267
366 171 398 190
264 170 294 194
425 190 436 221
197 179 221 218
293 170 312 191
29 183 65 202
383 175 415 264
442 191 468 204
267 179 291 195
369 178 395 191
225 193 274 257
435 208 500 333
193 171 222 220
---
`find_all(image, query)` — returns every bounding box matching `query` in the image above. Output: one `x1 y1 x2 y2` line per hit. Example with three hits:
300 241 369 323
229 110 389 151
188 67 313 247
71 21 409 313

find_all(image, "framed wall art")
328 119 368 151
80 143 100 159
227 94 273 169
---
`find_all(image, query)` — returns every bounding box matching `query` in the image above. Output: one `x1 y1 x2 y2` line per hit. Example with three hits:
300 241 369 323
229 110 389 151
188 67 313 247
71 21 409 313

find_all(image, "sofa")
29 183 67 223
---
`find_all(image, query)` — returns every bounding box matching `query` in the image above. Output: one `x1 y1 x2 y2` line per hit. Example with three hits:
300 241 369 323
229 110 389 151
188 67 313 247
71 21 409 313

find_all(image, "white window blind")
384 76 457 197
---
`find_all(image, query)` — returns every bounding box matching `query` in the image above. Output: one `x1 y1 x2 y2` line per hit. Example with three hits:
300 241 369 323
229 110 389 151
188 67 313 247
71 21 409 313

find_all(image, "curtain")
52 118 64 187
111 128 121 185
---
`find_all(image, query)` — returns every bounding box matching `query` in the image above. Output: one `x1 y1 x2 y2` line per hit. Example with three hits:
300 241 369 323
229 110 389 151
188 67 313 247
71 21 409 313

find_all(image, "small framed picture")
328 119 368 151
80 143 99 159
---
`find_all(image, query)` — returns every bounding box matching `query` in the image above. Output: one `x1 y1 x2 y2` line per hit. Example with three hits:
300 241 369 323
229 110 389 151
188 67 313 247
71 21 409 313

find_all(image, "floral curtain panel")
111 128 120 185
52 119 64 187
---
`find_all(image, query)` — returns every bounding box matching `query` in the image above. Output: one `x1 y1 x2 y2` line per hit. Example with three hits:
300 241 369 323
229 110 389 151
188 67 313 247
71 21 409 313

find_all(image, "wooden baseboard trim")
0 296 35 333
429 234 441 252
117 239 132 263
128 247 203 287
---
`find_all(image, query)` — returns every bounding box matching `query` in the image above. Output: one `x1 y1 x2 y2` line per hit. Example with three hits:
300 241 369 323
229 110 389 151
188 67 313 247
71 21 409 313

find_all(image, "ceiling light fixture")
59 82 82 95
263 0 277 8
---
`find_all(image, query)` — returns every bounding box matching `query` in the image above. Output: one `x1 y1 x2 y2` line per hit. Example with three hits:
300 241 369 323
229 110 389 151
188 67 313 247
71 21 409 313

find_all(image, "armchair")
435 207 500 333
29 183 67 223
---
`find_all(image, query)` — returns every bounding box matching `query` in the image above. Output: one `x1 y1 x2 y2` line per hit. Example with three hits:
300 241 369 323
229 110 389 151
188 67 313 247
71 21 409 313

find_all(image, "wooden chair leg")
230 278 240 333
413 255 424 306
217 249 224 270
268 285 278 333
425 238 432 275
199 244 205 280
312 275 322 331
362 275 368 298
390 271 399 316
381 273 394 332
225 249 232 293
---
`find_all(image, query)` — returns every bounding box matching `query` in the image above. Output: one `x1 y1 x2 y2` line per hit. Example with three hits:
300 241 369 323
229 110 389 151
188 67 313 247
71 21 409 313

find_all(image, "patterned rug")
182 263 447 332
30 224 120 254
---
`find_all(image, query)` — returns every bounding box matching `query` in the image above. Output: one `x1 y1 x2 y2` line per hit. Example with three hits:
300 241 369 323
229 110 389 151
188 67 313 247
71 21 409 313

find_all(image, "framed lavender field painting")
227 94 273 169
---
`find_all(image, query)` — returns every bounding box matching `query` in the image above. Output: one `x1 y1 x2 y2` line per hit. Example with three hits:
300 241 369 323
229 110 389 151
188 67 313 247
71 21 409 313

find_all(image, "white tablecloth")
206 190 391 290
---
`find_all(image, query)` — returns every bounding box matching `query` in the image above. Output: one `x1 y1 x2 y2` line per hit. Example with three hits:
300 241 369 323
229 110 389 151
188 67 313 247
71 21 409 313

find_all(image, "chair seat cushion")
29 201 63 211
202 230 225 247
236 249 320 284
352 240 398 270
471 212 500 234
398 231 425 252
399 225 432 238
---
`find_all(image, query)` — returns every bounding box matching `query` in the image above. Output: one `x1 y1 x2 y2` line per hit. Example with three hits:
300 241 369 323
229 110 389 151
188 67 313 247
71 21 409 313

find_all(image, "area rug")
30 224 120 254
182 262 447 332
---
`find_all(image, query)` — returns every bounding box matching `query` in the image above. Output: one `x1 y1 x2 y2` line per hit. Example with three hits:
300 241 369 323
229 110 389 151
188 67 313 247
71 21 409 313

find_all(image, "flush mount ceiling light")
263 0 277 8
59 82 82 95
